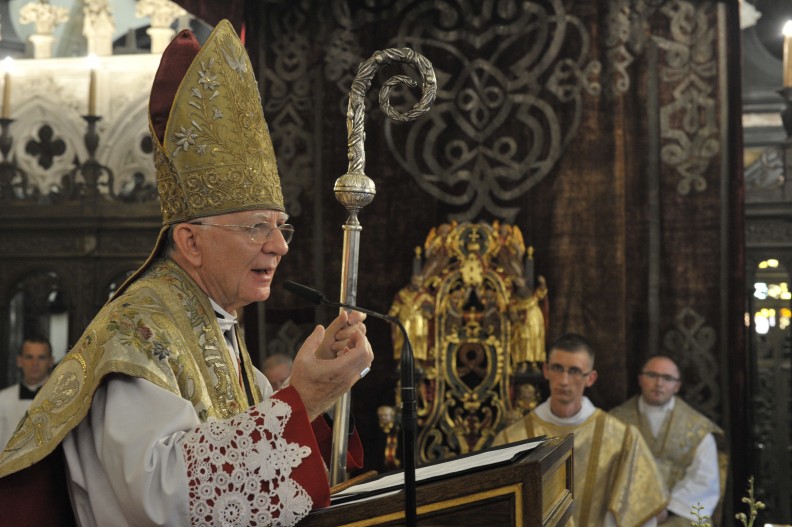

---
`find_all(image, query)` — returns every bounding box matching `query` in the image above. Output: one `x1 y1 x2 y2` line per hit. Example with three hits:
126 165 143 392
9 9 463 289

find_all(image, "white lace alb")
181 397 313 526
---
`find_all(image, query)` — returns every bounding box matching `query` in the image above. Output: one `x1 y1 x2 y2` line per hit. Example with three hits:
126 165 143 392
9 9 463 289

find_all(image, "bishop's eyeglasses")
640 371 680 383
190 221 295 245
546 363 593 379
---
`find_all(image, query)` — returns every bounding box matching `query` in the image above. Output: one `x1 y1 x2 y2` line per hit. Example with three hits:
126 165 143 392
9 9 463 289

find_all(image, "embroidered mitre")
119 19 284 297
152 19 283 224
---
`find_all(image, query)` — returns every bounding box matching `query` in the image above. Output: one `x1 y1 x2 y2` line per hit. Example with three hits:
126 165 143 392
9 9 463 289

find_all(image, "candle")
1 57 13 119
2 73 10 119
784 21 792 87
87 54 99 115
88 69 97 115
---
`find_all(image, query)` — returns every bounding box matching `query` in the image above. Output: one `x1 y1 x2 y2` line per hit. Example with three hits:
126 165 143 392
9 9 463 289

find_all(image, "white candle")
1 57 13 119
2 73 10 119
87 54 99 115
784 21 792 87
88 69 97 115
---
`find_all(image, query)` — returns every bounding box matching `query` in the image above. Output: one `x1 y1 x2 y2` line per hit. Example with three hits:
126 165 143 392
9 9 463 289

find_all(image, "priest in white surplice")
611 356 723 526
493 333 668 527
0 20 373 527
0 336 53 449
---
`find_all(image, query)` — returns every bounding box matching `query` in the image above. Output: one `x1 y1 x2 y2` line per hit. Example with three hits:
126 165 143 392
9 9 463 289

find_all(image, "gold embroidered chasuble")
610 395 724 525
494 408 667 527
0 258 263 478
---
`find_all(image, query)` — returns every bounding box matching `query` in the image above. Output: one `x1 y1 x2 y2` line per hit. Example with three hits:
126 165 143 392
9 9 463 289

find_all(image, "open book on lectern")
330 436 546 506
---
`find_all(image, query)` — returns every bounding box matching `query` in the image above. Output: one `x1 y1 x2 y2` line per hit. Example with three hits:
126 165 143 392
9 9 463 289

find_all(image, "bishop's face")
191 209 290 313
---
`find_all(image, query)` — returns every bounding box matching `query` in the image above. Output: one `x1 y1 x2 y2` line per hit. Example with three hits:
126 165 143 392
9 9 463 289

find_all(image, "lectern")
299 434 573 527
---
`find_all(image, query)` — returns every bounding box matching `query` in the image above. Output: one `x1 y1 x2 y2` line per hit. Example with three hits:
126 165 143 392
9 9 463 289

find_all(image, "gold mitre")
114 20 282 299
153 19 283 222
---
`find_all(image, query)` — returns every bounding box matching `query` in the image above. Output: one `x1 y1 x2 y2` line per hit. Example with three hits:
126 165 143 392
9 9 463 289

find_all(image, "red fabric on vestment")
271 386 333 508
311 413 364 470
0 445 76 526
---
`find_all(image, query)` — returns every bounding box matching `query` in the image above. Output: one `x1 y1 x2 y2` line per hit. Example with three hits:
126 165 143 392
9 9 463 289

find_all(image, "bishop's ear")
171 223 203 266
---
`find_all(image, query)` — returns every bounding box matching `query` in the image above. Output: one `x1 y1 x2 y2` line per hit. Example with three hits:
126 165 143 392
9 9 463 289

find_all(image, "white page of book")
333 437 544 501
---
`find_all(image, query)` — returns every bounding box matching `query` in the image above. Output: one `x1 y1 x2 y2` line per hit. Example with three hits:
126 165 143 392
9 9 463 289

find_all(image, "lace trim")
181 398 313 526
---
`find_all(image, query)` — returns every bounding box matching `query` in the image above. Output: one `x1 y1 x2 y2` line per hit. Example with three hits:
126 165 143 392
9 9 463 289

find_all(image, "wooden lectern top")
299 434 573 527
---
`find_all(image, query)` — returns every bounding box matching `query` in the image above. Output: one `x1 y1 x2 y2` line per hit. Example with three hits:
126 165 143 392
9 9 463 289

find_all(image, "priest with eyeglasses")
610 355 724 526
493 333 667 527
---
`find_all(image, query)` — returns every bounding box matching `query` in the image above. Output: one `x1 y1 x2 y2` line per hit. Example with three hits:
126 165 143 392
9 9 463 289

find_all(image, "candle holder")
65 115 114 200
779 87 792 139
0 117 29 201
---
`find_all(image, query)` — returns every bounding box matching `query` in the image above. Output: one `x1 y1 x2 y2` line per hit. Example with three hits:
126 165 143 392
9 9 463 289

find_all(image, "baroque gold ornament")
383 221 549 466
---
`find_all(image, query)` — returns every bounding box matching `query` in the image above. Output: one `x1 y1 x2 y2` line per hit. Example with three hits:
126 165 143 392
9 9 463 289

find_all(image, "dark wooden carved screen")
0 200 160 384
742 0 792 515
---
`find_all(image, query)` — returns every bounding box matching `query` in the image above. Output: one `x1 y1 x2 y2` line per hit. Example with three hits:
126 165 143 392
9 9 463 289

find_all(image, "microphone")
282 281 325 306
283 280 418 527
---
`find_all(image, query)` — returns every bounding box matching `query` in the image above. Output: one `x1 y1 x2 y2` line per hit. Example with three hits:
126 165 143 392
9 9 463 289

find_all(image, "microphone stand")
283 281 418 527
399 329 417 527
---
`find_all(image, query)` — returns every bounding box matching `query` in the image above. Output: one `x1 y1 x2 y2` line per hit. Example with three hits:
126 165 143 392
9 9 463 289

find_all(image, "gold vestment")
610 396 725 526
494 408 667 527
0 258 262 478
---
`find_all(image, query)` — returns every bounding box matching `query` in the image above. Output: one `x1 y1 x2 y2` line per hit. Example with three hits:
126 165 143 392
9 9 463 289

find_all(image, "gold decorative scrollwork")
383 221 548 466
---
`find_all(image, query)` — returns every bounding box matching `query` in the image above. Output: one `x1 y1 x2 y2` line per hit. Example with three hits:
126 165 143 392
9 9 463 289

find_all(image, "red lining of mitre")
149 29 201 144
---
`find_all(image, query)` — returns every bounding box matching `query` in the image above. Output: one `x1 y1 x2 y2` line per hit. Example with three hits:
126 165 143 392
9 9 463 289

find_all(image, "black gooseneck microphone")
283 280 418 527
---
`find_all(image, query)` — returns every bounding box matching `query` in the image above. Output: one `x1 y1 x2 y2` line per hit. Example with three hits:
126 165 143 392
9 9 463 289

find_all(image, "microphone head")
283 281 326 305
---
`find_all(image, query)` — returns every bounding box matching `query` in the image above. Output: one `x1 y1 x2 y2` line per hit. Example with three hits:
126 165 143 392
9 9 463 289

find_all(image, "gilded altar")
382 221 548 466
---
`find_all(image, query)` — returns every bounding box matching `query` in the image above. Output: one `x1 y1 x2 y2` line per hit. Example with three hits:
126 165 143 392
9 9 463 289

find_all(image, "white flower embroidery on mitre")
181 398 313 526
